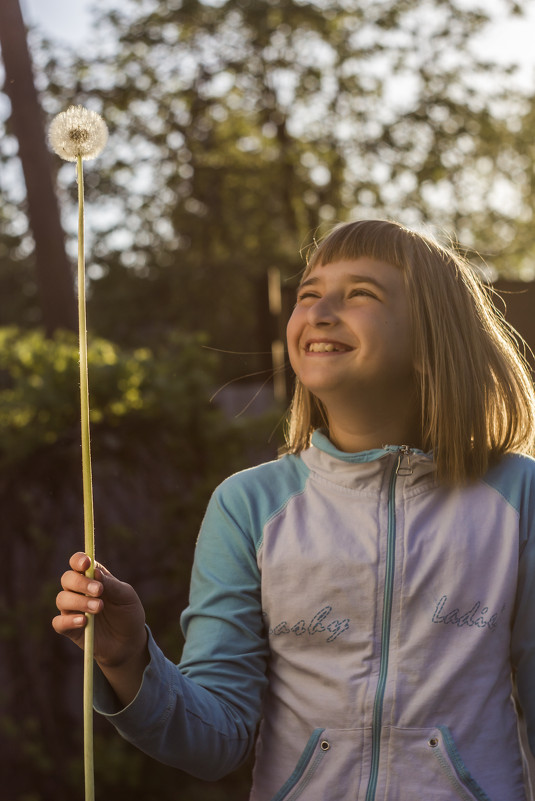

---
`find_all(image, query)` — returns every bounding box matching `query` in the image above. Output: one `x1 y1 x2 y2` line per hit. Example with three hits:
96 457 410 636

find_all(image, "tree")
2 0 535 352
0 0 76 334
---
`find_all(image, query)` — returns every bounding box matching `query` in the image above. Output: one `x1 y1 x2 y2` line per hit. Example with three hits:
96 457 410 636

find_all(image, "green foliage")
0 326 224 464
0 325 281 800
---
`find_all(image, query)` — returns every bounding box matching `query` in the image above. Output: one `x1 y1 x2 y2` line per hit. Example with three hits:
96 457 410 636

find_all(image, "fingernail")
74 616 85 625
87 600 100 611
88 582 100 595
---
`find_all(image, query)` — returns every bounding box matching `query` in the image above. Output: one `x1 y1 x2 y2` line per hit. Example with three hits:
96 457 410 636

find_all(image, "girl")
54 219 535 801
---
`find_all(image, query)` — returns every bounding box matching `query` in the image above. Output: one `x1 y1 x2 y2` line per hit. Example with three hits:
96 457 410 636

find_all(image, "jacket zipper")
365 447 411 801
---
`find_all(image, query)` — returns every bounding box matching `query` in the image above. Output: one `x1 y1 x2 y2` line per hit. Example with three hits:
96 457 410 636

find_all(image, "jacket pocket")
270 727 330 801
428 725 493 801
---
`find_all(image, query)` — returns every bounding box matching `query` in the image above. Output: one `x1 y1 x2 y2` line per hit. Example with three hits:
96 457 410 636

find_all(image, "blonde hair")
285 219 535 485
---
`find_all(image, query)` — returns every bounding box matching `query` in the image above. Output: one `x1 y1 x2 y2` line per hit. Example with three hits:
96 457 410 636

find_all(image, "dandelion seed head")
49 105 108 162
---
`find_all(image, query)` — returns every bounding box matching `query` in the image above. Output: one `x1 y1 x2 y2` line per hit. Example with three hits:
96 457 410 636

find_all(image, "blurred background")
1 0 535 798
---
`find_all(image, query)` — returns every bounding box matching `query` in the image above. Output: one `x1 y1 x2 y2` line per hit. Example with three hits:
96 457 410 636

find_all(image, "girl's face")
287 257 415 411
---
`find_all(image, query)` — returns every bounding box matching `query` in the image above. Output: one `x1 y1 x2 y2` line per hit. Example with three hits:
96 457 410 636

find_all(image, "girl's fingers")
69 551 91 573
56 589 103 615
61 569 103 598
52 612 87 635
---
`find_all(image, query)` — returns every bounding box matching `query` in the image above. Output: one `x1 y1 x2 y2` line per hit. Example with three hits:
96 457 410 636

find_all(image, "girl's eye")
295 287 376 303
297 291 320 302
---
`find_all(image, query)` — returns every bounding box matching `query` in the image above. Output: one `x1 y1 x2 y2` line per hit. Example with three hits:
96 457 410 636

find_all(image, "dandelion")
50 104 108 801
48 104 108 162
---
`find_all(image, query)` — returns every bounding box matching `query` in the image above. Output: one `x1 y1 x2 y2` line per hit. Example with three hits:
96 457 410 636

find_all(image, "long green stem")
77 154 96 801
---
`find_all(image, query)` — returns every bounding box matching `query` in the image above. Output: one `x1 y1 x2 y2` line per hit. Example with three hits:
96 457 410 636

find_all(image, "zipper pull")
396 445 413 476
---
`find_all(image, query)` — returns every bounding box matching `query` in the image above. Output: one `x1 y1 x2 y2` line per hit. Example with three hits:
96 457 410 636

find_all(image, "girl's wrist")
97 631 150 708
97 627 149 671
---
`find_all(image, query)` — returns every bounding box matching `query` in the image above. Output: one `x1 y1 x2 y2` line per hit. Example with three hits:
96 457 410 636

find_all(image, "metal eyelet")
320 740 330 751
428 737 439 748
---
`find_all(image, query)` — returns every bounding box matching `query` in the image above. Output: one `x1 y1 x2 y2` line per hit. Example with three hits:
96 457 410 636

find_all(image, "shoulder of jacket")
481 452 535 516
212 453 310 527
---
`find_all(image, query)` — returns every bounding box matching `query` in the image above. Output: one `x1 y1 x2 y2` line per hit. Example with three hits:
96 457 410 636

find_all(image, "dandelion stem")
77 153 96 801
49 105 106 801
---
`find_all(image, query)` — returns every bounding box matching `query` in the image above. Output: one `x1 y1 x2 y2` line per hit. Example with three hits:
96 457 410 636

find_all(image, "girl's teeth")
309 343 339 352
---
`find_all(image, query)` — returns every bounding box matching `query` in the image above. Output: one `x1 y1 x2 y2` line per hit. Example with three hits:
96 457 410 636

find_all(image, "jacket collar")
311 429 430 462
300 429 436 492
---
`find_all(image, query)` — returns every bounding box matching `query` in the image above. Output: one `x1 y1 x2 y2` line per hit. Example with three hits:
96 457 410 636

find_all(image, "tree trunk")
0 0 76 334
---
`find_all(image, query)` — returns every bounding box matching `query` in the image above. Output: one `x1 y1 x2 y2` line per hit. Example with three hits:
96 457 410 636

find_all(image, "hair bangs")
305 219 410 276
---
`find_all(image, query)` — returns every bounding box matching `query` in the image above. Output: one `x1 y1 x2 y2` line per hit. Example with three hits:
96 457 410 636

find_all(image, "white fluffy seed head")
48 105 108 161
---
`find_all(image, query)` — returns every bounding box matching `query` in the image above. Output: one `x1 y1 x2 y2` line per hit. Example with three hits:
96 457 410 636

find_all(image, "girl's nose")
307 295 339 326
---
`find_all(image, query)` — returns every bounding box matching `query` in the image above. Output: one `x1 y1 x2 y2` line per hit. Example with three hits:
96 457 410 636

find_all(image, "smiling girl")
54 220 535 800
287 254 420 455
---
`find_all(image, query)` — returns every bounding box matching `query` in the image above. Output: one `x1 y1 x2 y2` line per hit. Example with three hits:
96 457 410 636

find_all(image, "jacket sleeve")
93 478 269 780
510 458 535 757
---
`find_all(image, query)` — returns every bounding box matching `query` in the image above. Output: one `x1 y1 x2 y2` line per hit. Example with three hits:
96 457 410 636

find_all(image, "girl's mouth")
306 341 352 353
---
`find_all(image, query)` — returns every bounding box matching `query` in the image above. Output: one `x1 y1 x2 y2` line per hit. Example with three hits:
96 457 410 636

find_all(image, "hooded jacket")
94 431 535 801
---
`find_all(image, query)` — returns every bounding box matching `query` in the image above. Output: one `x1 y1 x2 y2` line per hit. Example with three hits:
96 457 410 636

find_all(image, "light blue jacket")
95 431 535 800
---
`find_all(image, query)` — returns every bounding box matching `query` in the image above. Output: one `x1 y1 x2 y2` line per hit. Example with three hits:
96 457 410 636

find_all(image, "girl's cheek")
286 314 300 352
287 345 299 375
286 335 301 376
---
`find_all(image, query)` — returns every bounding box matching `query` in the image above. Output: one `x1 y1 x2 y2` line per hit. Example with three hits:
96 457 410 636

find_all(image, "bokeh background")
1 0 535 799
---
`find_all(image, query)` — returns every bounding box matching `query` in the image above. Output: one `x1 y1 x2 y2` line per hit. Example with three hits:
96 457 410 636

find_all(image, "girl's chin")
302 382 359 403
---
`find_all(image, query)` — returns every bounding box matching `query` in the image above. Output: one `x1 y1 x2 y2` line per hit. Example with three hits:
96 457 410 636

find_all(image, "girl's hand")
53 552 147 671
